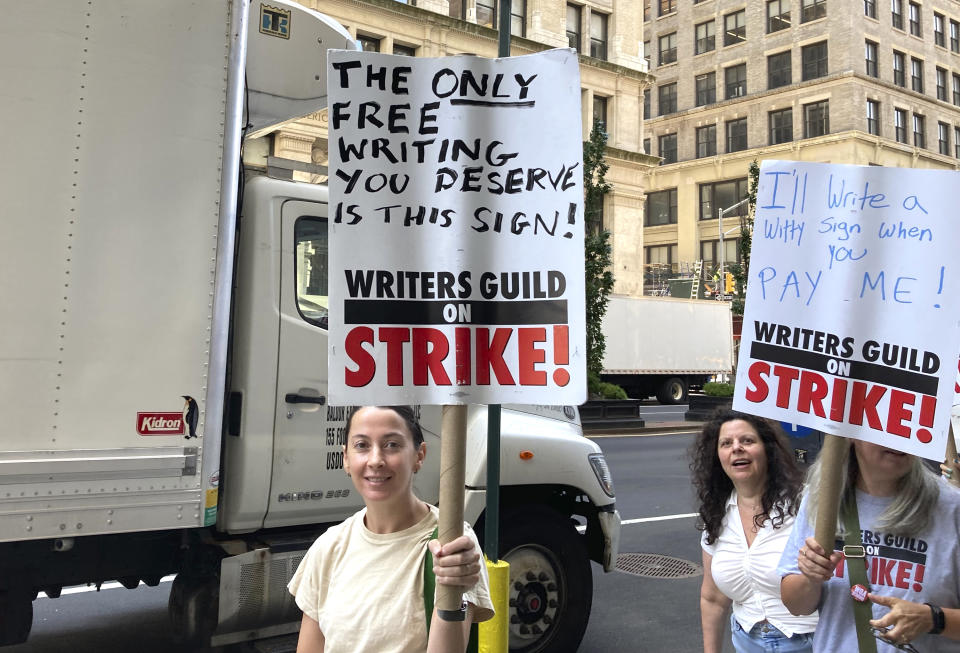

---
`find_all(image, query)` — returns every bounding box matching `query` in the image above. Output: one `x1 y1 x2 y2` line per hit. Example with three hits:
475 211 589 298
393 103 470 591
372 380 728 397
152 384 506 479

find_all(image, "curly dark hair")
345 405 424 447
689 409 803 545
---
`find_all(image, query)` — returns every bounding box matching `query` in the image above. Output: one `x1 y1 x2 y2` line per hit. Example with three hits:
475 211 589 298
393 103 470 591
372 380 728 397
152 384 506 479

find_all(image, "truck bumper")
597 508 620 572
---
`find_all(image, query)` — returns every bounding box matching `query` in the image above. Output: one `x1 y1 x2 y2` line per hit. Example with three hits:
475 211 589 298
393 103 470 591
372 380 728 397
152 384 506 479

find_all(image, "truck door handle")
284 393 326 405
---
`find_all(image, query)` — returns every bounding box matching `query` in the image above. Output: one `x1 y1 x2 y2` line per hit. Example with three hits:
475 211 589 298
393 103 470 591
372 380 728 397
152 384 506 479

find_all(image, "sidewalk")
582 419 704 436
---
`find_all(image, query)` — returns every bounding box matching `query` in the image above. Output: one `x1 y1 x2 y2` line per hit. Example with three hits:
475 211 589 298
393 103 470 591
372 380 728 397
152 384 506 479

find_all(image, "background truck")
0 2 619 652
599 295 734 404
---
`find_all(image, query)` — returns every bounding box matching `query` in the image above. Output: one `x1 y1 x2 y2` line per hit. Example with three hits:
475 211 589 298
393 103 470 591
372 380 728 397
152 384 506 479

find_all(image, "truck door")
265 200 361 527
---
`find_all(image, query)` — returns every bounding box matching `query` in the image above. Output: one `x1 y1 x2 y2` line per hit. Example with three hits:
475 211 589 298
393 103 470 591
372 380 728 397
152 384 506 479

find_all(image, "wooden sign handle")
814 434 850 551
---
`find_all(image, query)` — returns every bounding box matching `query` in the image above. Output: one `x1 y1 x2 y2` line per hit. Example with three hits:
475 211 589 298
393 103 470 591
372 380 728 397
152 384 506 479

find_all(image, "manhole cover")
616 553 703 579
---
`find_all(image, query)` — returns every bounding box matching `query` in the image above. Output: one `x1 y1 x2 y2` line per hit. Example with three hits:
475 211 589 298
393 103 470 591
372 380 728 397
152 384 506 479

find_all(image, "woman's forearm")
700 596 730 653
426 605 472 653
780 574 822 616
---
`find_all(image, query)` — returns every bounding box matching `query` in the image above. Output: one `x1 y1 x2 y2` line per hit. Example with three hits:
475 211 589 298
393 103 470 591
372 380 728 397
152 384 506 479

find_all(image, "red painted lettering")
378 327 410 386
476 328 515 385
745 361 771 402
345 327 375 387
797 370 828 417
886 389 915 438
849 381 886 430
772 365 800 408
518 327 547 386
412 328 450 385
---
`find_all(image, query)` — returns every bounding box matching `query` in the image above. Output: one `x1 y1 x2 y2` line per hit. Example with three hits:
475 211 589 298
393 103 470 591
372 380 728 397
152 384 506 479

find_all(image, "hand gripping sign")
733 161 960 460
326 49 586 406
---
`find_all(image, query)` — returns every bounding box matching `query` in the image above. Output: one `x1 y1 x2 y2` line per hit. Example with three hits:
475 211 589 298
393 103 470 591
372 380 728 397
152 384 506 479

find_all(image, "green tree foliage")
583 120 615 381
729 159 760 316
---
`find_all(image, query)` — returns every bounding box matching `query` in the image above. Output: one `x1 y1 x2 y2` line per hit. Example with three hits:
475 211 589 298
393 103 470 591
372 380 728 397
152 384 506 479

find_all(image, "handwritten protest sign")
326 49 586 405
734 161 960 459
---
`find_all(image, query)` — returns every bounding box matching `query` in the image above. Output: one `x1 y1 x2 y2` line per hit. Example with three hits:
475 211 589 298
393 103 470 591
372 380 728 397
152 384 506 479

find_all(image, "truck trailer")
0 2 620 651
600 295 734 404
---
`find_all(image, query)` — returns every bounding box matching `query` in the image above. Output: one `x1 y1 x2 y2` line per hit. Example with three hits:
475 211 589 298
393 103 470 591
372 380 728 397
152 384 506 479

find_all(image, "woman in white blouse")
690 410 816 653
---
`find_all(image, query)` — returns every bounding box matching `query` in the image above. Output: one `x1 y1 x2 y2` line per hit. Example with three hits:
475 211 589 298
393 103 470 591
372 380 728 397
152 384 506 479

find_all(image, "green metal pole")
484 0 510 563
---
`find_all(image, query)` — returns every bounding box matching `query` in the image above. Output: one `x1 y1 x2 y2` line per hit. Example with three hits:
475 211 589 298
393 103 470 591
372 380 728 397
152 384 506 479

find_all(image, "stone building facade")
245 0 657 295
642 0 960 294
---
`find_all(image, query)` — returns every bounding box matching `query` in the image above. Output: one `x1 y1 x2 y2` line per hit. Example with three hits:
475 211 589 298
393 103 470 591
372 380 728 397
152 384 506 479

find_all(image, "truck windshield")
295 217 328 328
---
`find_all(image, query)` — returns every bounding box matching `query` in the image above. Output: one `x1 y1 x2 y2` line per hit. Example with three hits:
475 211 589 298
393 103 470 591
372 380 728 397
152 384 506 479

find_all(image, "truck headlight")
588 453 615 497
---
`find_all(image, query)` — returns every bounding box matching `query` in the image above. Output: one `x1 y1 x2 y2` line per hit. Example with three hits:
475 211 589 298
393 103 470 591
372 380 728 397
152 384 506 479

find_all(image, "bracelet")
925 602 946 635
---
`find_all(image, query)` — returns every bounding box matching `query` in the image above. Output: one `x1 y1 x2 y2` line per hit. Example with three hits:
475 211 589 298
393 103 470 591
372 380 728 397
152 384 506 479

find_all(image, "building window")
726 118 748 152
939 121 951 154
477 0 495 28
645 244 677 267
725 64 747 99
767 0 791 32
892 0 903 29
700 239 741 272
659 32 677 65
865 0 876 18
566 4 581 51
894 108 907 142
593 96 608 130
801 0 826 22
911 57 923 93
935 13 946 46
590 12 608 59
644 0 651 21
695 20 716 55
660 0 676 17
643 138 651 154
646 189 678 225
866 99 880 135
510 0 526 36
643 40 651 67
801 42 828 81
769 107 793 144
393 43 417 56
768 51 792 89
659 133 678 164
724 10 746 46
696 72 717 106
937 67 948 101
357 35 381 52
696 124 717 158
952 20 960 52
449 0 466 19
658 83 677 115
643 89 651 118
865 41 878 77
908 1 921 36
893 50 905 87
699 178 749 221
913 113 925 148
955 127 960 157
953 73 960 106
803 100 830 138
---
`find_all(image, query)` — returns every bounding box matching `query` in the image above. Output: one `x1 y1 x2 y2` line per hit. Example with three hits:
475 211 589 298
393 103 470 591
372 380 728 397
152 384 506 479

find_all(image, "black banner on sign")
343 299 568 325
749 342 939 395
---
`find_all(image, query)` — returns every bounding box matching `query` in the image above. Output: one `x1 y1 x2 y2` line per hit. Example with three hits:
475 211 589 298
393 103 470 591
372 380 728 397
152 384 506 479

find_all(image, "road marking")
576 512 697 532
40 574 176 598
587 430 699 439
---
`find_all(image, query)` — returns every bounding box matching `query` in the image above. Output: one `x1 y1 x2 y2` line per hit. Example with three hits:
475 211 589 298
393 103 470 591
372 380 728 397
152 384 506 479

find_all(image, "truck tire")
501 506 592 653
169 572 220 651
655 377 688 404
0 591 33 645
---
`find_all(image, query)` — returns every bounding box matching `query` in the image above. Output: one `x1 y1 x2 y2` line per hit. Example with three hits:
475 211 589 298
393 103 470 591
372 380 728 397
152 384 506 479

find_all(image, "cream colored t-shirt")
288 505 494 652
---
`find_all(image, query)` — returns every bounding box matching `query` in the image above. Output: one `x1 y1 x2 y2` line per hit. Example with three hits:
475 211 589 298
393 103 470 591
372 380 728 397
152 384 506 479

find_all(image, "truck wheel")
655 377 687 404
0 591 33 645
501 506 592 653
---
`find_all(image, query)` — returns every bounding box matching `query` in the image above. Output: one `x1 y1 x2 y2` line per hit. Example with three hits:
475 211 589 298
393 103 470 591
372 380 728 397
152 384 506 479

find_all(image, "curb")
584 421 704 436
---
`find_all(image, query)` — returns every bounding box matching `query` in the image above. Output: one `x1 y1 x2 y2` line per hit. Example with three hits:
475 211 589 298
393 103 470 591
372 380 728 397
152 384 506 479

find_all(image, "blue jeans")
730 614 814 653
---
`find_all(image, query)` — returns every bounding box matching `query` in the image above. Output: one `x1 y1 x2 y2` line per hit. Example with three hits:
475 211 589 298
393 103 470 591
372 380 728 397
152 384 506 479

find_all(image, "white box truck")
0 2 619 651
600 295 734 404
